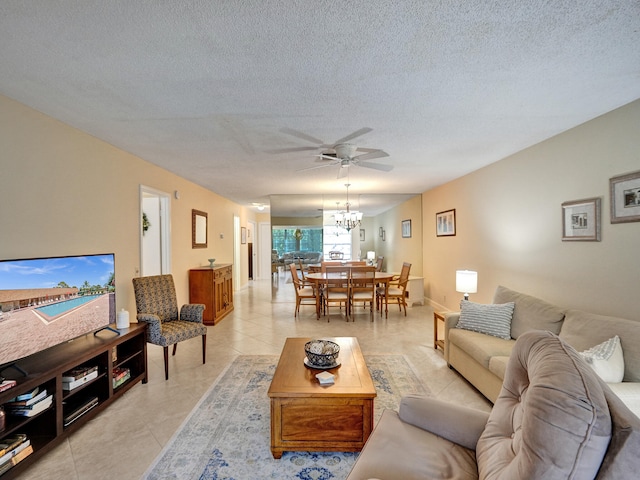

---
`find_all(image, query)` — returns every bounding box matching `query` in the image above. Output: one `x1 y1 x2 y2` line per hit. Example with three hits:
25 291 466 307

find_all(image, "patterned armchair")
132 274 207 380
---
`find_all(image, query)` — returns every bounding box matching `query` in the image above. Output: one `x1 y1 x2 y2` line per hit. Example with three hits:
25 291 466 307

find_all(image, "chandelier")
334 183 363 232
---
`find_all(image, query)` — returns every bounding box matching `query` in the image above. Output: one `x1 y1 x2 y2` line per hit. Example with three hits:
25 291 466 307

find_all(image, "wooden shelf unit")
189 264 234 325
0 323 147 479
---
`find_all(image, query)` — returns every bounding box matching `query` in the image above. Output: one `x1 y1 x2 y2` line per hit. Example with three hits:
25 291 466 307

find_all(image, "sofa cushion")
477 331 612 480
346 409 479 480
580 336 625 383
448 328 515 369
606 383 640 419
493 285 565 339
488 356 509 380
457 301 514 340
559 309 640 383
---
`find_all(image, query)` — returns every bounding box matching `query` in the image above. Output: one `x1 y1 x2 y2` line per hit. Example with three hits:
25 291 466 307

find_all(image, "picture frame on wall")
402 219 411 238
241 227 247 244
561 197 601 241
360 229 365 241
610 170 640 224
379 227 383 237
192 209 208 248
382 230 386 241
436 209 456 237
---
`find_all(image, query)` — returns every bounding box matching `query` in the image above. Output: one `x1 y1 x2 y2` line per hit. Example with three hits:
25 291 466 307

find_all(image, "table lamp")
367 251 376 265
456 270 478 301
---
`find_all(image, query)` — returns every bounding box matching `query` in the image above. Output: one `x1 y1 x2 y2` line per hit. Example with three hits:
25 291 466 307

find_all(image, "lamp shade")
456 270 478 294
367 251 376 261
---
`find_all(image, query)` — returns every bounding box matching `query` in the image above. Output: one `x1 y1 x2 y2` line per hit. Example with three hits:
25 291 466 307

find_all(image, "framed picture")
192 209 208 248
359 229 365 241
401 219 411 238
562 197 601 241
436 209 456 237
382 230 386 241
610 170 640 224
379 227 383 237
241 227 247 244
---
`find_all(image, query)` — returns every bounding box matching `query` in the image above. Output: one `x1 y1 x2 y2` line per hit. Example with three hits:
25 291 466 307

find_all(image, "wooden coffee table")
267 337 376 459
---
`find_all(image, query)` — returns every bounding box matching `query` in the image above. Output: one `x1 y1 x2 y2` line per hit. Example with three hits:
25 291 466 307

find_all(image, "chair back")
376 256 384 272
329 251 344 260
398 262 412 287
132 274 179 322
289 263 303 289
322 265 350 291
350 266 376 294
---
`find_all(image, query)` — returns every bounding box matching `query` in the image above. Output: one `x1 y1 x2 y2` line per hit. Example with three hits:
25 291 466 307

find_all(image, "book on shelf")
9 386 39 402
63 396 99 427
0 444 33 476
0 437 30 466
6 395 53 417
62 370 99 391
0 434 27 459
112 369 131 389
62 365 98 382
4 388 48 408
112 366 129 381
0 380 17 394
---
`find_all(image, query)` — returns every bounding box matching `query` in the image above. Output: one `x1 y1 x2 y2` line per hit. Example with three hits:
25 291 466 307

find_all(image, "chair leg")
172 343 178 356
202 334 207 364
163 346 169 380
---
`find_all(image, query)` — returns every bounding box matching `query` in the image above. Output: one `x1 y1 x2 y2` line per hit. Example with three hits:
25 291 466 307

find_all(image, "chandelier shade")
335 183 362 232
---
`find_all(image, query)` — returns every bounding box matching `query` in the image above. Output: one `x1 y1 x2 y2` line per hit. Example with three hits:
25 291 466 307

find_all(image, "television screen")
0 253 115 370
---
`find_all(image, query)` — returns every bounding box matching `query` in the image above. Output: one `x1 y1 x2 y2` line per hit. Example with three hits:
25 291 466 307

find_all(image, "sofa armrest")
398 394 489 450
444 312 460 364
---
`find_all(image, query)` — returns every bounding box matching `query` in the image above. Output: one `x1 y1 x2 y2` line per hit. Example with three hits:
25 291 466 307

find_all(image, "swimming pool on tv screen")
36 294 102 317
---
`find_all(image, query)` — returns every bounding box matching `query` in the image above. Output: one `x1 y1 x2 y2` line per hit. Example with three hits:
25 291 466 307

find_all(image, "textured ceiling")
0 1 639 216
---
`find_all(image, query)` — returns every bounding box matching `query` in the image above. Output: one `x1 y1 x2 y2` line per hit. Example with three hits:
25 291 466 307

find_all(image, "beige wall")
0 95 255 315
423 99 640 320
370 195 423 275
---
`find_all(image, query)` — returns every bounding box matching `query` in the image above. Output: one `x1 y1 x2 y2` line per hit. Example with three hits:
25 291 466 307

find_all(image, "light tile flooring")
22 272 491 480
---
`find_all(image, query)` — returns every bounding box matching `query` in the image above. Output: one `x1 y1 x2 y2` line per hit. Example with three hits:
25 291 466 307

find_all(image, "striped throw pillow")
457 301 514 340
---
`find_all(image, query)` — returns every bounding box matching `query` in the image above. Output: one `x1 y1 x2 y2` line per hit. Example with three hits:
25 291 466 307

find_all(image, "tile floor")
21 272 491 480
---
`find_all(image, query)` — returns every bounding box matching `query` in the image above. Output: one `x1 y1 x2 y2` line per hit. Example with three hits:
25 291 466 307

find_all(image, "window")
272 227 323 254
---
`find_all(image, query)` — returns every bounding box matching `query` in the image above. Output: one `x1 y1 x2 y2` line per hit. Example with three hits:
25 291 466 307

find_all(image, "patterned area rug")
143 354 428 480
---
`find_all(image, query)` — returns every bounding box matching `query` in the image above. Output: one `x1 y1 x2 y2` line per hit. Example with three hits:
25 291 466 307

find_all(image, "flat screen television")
0 253 116 374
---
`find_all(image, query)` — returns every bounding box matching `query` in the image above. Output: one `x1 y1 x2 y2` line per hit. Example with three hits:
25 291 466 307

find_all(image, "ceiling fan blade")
296 162 337 173
358 161 394 172
337 167 349 179
265 146 319 154
333 127 372 145
355 147 379 153
317 153 339 161
280 127 326 146
353 150 389 161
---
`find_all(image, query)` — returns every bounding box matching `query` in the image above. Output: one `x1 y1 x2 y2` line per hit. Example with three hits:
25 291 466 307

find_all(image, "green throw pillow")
457 301 515 340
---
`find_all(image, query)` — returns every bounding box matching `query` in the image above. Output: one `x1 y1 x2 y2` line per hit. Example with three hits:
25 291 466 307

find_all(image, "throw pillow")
457 301 514 340
580 335 625 383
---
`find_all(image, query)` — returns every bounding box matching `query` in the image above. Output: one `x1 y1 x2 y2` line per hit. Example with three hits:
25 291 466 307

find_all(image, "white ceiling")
1 1 639 216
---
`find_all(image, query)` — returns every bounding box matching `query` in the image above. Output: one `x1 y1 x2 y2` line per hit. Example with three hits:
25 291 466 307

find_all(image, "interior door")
140 186 171 276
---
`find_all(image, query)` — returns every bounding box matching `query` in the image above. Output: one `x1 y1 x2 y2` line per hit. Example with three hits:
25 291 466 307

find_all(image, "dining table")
305 270 397 318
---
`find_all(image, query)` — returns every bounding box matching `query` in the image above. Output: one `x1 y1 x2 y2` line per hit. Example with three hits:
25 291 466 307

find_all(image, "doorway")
139 185 171 276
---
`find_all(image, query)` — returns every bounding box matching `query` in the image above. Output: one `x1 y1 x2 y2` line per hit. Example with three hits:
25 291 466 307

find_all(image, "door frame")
139 185 171 276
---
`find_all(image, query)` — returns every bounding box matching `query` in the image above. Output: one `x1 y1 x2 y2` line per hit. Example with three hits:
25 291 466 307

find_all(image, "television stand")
0 322 147 479
0 362 29 378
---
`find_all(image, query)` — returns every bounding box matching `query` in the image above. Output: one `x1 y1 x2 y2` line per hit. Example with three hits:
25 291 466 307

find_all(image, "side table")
433 311 445 352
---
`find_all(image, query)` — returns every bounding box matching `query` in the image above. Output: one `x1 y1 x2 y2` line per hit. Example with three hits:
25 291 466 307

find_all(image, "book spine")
0 381 17 393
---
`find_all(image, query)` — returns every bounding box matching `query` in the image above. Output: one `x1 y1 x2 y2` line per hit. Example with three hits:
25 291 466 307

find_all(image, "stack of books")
62 366 98 391
0 433 33 475
112 367 130 389
5 388 53 417
0 380 17 394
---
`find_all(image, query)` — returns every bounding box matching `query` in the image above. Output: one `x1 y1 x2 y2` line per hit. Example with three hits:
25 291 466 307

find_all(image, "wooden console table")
189 264 234 325
0 323 147 479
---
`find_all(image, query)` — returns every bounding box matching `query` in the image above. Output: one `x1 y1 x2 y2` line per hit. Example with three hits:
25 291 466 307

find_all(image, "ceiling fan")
267 127 393 178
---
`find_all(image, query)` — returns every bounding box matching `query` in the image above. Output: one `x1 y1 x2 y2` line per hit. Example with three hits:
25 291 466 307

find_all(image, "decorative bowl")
304 340 340 367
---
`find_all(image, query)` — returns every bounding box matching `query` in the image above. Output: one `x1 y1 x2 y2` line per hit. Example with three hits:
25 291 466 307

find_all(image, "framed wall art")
401 219 411 238
192 209 208 248
382 229 386 241
436 209 456 237
561 197 601 241
379 227 383 237
360 229 365 241
610 170 640 224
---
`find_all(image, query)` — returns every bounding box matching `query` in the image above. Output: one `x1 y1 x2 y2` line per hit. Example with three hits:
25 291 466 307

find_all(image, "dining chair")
289 264 317 318
321 265 351 321
132 274 207 380
376 262 412 318
375 256 384 272
349 266 376 321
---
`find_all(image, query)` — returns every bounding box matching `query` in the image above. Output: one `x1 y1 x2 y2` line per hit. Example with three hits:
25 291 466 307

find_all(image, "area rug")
143 354 428 480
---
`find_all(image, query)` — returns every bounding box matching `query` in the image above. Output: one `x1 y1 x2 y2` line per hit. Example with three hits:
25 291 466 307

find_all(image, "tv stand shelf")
0 322 147 479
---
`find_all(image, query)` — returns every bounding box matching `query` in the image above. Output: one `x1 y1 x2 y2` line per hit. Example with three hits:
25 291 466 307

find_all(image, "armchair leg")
202 334 207 364
172 343 177 356
163 346 169 380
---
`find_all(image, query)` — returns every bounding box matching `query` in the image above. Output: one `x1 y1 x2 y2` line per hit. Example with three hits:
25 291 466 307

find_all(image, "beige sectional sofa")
444 286 640 415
